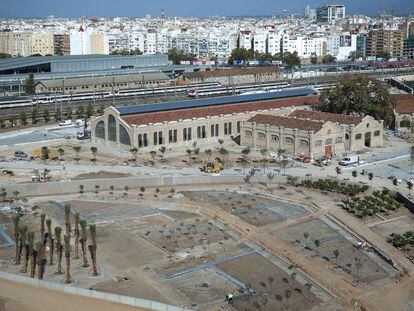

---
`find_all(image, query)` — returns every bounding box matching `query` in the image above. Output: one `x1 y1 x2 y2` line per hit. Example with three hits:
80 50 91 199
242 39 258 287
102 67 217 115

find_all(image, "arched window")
299 140 309 147
400 119 411 128
271 135 279 142
119 124 131 146
95 121 105 139
374 130 381 136
325 138 333 145
345 134 350 140
285 137 293 144
108 115 117 142
315 140 322 147
258 132 265 139
244 130 252 137
355 134 362 140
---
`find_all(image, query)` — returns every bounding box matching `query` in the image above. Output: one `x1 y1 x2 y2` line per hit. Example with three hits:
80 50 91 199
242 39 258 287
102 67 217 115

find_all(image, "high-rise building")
54 34 70 56
366 29 405 58
316 4 346 23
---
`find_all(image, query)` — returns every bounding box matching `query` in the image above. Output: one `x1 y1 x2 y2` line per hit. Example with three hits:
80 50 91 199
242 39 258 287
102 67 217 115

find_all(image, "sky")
2 0 414 18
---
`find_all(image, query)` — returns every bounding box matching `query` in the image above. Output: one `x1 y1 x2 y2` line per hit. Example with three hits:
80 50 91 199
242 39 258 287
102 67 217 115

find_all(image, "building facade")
394 94 414 133
366 29 405 58
316 4 346 24
242 110 384 158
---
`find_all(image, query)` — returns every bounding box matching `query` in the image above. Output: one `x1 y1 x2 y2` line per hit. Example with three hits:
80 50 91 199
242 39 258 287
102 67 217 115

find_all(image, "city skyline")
2 0 414 18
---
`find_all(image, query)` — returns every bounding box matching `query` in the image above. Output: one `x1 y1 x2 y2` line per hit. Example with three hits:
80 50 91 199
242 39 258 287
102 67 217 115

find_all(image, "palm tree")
57 147 65 160
159 146 166 160
79 184 84 195
28 231 35 277
352 170 358 184
40 146 49 164
36 241 45 279
79 219 89 267
218 147 229 164
240 158 249 176
13 215 20 265
19 226 28 273
407 181 413 197
64 235 72 284
392 178 398 191
40 213 46 239
303 232 309 242
354 256 363 282
54 227 63 275
109 185 114 198
64 204 71 236
129 147 139 165
90 146 98 165
204 149 212 160
277 148 286 158
333 249 339 267
368 172 374 187
218 139 224 146
241 147 251 160
72 146 81 164
314 239 320 256
74 212 80 259
46 218 53 265
266 172 275 187
89 224 98 276
94 185 100 198
124 186 129 198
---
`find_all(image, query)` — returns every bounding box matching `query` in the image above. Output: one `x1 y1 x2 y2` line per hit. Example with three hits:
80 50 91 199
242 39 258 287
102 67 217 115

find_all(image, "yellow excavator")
200 159 223 174
31 149 59 160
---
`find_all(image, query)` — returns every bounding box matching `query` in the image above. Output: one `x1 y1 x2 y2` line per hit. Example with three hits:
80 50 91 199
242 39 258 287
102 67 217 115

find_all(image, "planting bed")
184 191 309 226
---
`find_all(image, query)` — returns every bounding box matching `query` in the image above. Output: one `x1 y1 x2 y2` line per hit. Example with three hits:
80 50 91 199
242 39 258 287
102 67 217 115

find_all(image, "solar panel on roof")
117 88 317 116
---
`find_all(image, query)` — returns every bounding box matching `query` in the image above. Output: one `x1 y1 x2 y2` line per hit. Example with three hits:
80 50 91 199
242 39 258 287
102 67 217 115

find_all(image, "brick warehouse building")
90 88 384 158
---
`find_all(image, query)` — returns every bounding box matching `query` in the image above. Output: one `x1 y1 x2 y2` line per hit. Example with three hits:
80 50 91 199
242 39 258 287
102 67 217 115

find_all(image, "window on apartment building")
285 137 293 144
196 126 206 139
335 137 343 144
271 135 279 142
400 119 411 128
153 131 163 145
237 121 241 134
374 130 381 137
355 134 362 140
345 134 350 140
315 140 322 147
138 133 148 147
169 129 177 143
224 123 228 135
183 127 192 141
299 140 309 147
258 132 265 140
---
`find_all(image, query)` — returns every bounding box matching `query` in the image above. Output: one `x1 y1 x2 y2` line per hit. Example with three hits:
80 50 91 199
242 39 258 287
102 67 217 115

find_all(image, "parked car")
14 151 28 159
59 120 72 126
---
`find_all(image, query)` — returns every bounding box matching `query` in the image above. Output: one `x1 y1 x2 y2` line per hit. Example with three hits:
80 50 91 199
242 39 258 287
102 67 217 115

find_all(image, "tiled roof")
122 95 319 126
289 109 362 125
247 114 324 132
394 94 414 114
182 67 280 79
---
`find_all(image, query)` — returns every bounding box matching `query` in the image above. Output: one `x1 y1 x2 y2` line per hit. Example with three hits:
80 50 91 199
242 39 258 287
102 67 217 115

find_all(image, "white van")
339 155 360 166
59 120 72 126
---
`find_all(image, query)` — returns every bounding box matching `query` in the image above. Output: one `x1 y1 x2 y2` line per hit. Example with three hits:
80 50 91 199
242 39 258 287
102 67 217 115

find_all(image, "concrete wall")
1 175 248 199
0 270 189 311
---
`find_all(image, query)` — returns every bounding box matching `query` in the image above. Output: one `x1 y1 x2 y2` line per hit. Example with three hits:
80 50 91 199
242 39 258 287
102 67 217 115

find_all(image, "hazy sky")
2 0 414 18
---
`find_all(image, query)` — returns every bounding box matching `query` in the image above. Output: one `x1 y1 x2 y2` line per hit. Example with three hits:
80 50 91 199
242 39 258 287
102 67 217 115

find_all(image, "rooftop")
289 109 363 125
394 94 414 114
247 114 324 132
117 88 318 117
122 94 319 126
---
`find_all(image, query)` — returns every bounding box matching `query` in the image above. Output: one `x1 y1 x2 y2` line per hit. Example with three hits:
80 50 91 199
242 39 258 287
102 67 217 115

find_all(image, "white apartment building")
267 31 283 56
145 30 158 54
253 32 267 54
70 30 92 55
238 31 253 50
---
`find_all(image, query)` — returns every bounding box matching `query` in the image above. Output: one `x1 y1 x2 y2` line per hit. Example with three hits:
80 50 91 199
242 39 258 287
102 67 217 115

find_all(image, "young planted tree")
79 219 89 267
90 146 98 165
27 231 35 277
266 172 275 188
57 148 65 160
95 185 100 198
46 218 53 265
314 239 320 256
407 180 413 197
241 147 251 160
392 178 398 191
159 146 166 160
13 215 20 265
354 256 363 282
124 186 129 198
204 149 212 161
54 227 63 275
41 146 49 164
129 147 139 165
218 147 229 165
368 172 374 187
20 111 28 125
72 146 82 164
74 212 80 259
89 224 98 276
19 226 28 273
64 235 72 284
186 149 192 165
352 170 358 184
149 150 157 163
333 249 340 267
281 159 289 175
64 204 71 236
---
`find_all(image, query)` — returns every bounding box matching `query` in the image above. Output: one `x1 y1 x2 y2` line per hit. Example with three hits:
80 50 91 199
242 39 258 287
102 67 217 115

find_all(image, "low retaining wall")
396 192 414 214
0 270 189 311
1 174 269 198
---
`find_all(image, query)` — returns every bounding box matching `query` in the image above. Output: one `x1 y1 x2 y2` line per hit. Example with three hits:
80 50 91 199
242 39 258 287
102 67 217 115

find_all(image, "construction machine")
31 149 59 160
200 159 223 174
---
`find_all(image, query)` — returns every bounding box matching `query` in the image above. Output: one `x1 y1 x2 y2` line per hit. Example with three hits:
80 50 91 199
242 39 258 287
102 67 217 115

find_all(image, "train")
0 82 221 109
